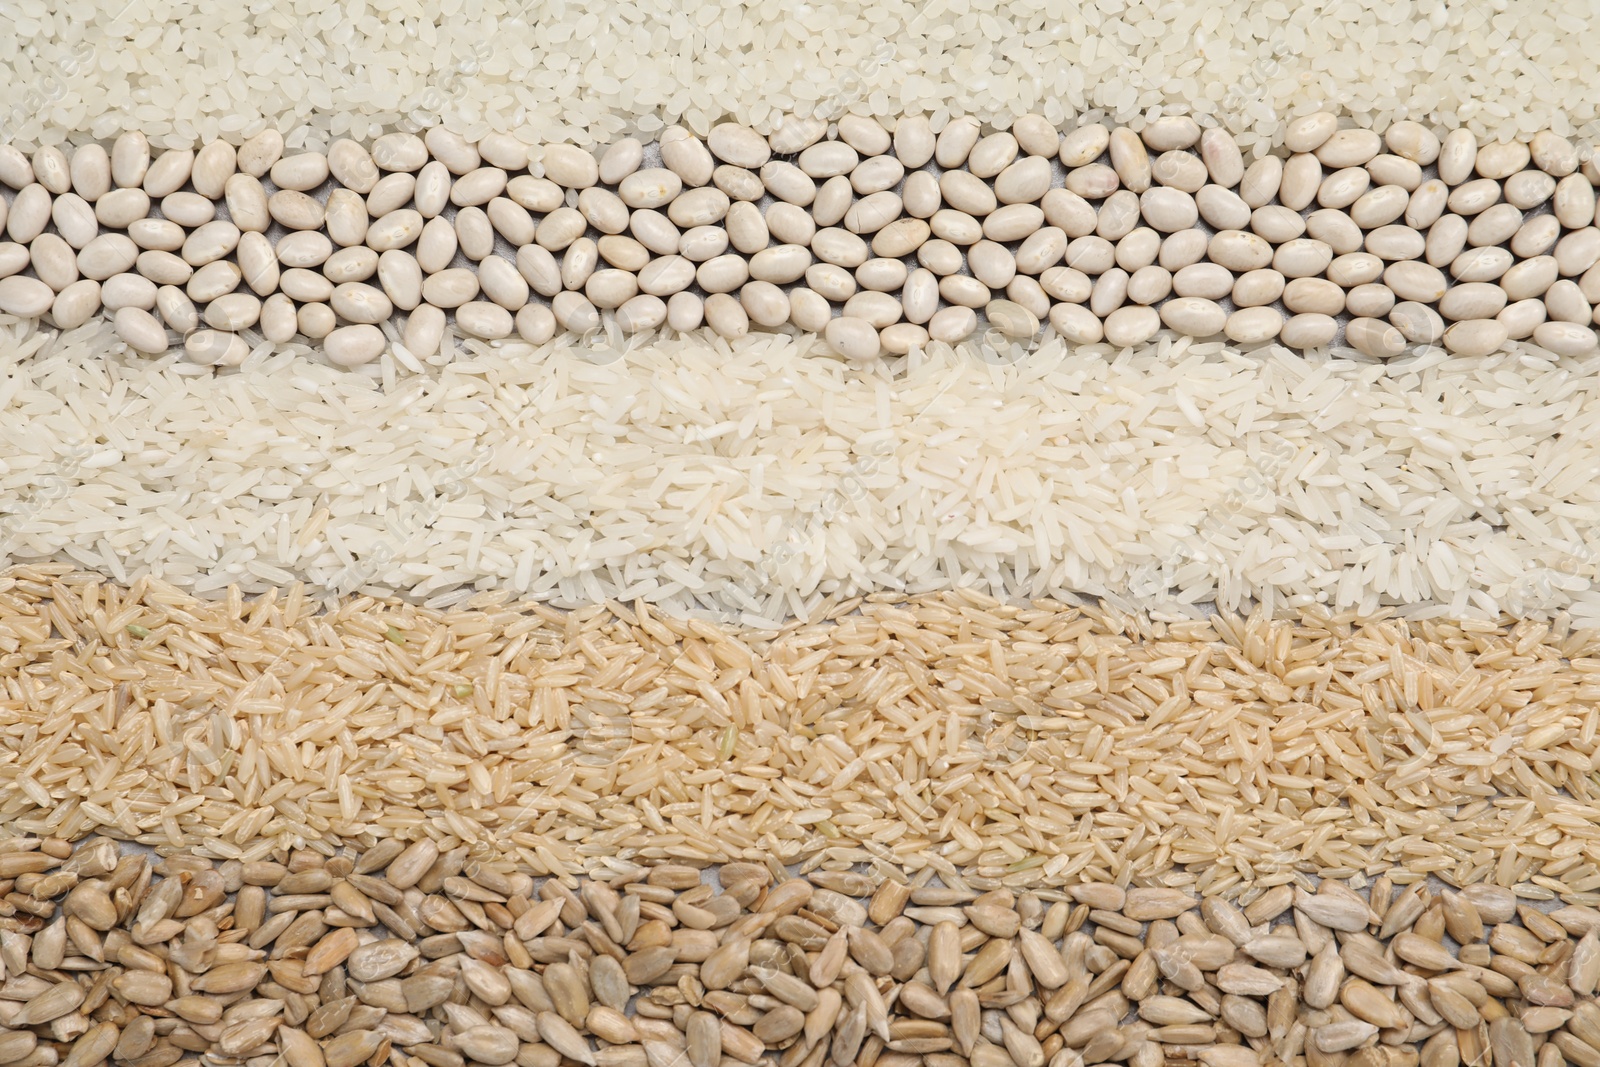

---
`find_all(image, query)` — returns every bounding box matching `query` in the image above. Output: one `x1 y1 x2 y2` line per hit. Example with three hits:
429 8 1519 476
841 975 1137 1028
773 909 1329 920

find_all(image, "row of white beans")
0 111 1599 368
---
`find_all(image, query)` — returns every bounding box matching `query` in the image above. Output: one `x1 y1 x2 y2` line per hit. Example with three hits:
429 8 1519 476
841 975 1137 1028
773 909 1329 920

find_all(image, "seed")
535 1012 595 1066
15 981 86 1025
323 1030 385 1067
1316 1021 1381 1053
347 939 419 982
1391 934 1460 972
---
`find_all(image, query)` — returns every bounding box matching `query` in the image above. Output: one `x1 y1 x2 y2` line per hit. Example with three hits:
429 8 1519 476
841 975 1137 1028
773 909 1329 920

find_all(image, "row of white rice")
4 314 1598 626
2 0 1596 157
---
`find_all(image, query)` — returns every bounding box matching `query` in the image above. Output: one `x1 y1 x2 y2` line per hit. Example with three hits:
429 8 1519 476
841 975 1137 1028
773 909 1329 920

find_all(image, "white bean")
515 302 557 345
552 291 600 333
1389 301 1446 345
51 278 102 329
324 246 377 284
1224 306 1283 345
1385 121 1441 165
1103 305 1159 347
30 233 79 291
1439 282 1508 321
1525 317 1593 356
456 301 514 339
1501 256 1559 301
0 275 52 317
798 141 858 179
1316 128 1381 168
1283 277 1345 316
1057 124 1108 168
994 157 1050 204
186 259 240 303
1504 170 1556 210
1040 266 1093 303
585 269 638 310
422 268 480 309
1443 318 1508 356
703 292 748 339
404 304 446 358
111 132 150 188
976 205 1038 244
726 201 769 255
928 304 978 344
787 287 832 333
211 178 260 237
1384 261 1448 303
79 234 139 280
1140 187 1197 232
1278 154 1321 211
114 306 170 353
361 173 413 218
7 184 51 244
1366 154 1422 191
1345 317 1408 358
139 249 196 286
1437 129 1478 185
672 229 736 273
842 290 901 328
142 149 192 198
1274 238 1333 279
1015 228 1068 274
1208 230 1273 271
940 274 991 309
696 253 749 294
129 218 184 252
1281 313 1338 348
261 293 297 343
1089 268 1127 317
1239 155 1283 208
183 328 248 367
893 116 936 168
812 176 854 228
1048 302 1101 344
236 233 279 296
600 138 644 185
1328 252 1384 287
1345 283 1395 318
739 280 788 327
1159 297 1226 337
560 238 598 291
638 255 697 297
298 302 336 340
902 269 939 324
277 231 333 269
615 293 666 334
1196 185 1251 230
324 323 387 367
1039 189 1097 237
1547 279 1593 324
378 250 425 311
102 273 156 311
1250 205 1306 243
935 117 982 168
708 123 770 169
155 286 198 333
1285 113 1337 153
750 245 812 285
1108 128 1150 193
1232 269 1285 308
330 282 392 325
940 171 997 216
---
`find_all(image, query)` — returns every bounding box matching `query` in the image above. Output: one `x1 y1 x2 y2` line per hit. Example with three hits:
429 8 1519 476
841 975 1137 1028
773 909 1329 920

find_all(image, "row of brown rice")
2 562 1598 901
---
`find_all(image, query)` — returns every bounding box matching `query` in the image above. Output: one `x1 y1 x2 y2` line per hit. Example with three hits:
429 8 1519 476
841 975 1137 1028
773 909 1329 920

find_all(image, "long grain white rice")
3 317 1599 623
